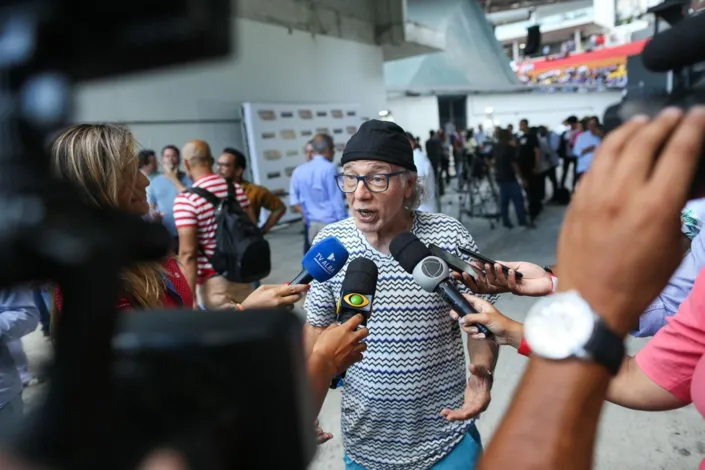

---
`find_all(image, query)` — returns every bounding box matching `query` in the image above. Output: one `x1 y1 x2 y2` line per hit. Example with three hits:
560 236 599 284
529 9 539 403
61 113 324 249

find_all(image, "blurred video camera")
0 1 316 469
604 1 705 196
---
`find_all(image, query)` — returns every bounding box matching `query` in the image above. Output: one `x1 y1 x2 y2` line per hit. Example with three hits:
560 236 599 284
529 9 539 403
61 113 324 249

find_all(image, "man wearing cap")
304 120 499 469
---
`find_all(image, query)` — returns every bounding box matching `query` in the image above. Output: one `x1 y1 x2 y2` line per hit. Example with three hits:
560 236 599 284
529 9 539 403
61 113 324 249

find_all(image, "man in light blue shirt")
290 134 348 244
147 145 192 251
633 202 705 337
573 117 602 180
0 287 39 435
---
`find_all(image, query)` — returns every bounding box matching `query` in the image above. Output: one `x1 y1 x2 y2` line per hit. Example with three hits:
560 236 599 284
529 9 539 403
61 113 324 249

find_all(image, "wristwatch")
523 290 625 375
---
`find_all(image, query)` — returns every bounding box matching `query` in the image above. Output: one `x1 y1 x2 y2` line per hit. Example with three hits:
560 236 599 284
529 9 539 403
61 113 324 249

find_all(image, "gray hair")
311 134 334 154
400 171 425 210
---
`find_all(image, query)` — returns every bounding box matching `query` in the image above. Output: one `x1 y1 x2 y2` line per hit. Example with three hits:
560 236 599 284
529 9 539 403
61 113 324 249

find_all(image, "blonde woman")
50 124 307 313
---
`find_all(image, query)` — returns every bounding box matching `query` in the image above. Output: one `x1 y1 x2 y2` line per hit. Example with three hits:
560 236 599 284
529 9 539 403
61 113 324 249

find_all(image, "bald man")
173 140 258 309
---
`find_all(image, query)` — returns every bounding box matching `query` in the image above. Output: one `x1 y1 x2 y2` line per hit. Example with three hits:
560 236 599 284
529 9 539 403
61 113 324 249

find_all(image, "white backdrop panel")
241 102 361 224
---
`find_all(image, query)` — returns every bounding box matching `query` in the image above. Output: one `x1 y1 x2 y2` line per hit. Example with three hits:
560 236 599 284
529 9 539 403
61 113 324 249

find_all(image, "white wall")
467 91 621 130
74 18 387 155
387 95 440 139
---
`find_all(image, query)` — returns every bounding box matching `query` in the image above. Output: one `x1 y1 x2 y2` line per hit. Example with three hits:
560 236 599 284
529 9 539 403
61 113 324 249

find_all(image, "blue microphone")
290 236 349 285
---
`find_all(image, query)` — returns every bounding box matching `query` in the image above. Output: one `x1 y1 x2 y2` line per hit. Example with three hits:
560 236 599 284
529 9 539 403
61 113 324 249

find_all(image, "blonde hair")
51 123 165 309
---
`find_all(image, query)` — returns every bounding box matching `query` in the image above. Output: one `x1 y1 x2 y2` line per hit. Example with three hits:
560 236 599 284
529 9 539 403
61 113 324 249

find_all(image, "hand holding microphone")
290 236 349 285
453 261 554 297
450 295 524 348
307 313 369 416
330 257 378 388
240 283 311 309
312 314 369 376
390 232 494 340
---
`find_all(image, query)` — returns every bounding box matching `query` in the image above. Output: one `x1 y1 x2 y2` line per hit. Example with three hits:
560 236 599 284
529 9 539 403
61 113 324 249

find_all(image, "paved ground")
20 191 704 469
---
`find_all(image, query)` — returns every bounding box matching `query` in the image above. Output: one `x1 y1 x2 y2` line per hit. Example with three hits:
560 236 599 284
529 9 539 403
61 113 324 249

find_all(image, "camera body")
112 308 317 470
604 87 705 197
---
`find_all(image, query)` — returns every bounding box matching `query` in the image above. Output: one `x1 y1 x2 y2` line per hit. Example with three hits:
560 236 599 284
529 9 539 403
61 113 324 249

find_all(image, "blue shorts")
343 424 483 470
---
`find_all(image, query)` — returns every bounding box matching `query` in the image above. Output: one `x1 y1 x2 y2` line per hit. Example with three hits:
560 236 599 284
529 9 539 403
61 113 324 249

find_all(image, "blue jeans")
344 424 482 470
498 180 527 227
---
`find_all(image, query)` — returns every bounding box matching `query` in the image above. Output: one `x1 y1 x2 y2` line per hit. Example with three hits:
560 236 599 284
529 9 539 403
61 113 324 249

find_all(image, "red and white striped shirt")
173 174 250 283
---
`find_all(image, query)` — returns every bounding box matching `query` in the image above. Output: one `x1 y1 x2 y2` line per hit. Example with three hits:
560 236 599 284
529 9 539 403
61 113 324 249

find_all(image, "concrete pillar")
512 41 520 61
574 29 583 52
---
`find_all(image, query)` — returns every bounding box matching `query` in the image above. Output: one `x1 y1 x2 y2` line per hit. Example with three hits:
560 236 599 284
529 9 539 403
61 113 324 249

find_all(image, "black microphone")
330 257 378 389
390 232 494 339
642 12 705 72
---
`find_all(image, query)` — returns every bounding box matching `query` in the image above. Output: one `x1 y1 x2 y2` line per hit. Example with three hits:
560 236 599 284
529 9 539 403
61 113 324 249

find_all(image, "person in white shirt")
573 116 602 182
406 132 438 212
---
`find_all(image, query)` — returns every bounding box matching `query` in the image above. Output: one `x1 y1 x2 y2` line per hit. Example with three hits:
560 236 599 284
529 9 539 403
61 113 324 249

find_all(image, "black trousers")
430 159 443 197
441 156 450 186
543 167 558 200
525 173 544 220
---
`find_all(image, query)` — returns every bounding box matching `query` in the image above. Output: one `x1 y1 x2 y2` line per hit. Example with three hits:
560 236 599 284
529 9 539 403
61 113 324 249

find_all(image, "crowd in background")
2 108 705 470
416 114 604 230
518 64 627 88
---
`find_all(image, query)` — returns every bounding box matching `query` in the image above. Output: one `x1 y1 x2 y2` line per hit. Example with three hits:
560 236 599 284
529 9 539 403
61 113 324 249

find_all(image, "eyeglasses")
335 171 406 193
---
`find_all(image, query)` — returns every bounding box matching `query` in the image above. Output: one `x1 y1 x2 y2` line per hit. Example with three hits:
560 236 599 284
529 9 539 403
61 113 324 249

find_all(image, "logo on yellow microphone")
343 293 370 308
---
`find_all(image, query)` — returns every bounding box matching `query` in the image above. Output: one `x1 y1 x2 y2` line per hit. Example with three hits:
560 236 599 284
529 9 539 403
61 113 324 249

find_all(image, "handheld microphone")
389 232 494 340
290 236 349 285
330 257 378 389
642 12 705 72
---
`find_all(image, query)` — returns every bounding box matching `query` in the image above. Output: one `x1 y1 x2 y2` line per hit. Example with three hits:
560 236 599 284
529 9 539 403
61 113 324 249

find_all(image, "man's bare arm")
534 147 542 173
458 301 687 412
479 358 609 470
304 322 326 358
607 356 687 411
467 336 498 373
177 226 199 308
262 209 285 234
166 172 188 192
307 351 336 414
244 205 258 225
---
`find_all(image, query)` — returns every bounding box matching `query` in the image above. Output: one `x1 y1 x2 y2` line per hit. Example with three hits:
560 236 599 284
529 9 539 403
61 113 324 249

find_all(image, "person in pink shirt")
634 269 705 420
449 257 705 468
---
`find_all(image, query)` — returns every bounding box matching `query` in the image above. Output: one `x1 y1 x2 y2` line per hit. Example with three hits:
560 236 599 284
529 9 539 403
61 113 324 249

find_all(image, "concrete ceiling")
480 0 582 14
234 0 444 60
385 0 521 93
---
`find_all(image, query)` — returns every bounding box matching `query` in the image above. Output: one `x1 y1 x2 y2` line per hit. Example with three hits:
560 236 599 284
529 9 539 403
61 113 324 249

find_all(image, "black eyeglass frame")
335 170 407 193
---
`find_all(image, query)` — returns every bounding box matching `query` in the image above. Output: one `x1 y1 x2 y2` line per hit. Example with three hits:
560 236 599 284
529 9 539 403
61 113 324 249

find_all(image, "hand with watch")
479 107 705 470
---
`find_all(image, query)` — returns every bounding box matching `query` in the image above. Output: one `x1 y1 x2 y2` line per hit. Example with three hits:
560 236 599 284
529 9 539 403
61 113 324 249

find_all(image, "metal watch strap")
583 319 625 375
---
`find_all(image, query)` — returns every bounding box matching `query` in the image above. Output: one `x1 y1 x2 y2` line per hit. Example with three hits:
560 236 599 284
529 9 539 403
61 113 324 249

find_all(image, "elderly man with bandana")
304 120 499 470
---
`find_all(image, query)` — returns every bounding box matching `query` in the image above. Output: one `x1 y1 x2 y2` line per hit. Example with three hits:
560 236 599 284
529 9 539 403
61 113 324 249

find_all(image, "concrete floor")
21 193 704 469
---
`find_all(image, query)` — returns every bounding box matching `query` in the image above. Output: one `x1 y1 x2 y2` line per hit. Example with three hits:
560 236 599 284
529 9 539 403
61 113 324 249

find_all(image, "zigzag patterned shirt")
305 211 499 470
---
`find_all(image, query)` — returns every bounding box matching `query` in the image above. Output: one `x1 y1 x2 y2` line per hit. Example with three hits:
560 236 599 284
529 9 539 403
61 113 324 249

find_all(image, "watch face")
524 292 596 360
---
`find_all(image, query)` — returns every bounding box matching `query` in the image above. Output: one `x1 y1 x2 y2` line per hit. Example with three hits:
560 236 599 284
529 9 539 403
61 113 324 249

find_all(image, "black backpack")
186 183 271 283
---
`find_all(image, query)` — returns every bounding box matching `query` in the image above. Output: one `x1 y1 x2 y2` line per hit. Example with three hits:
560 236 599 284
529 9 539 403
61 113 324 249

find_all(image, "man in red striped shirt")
174 140 258 309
